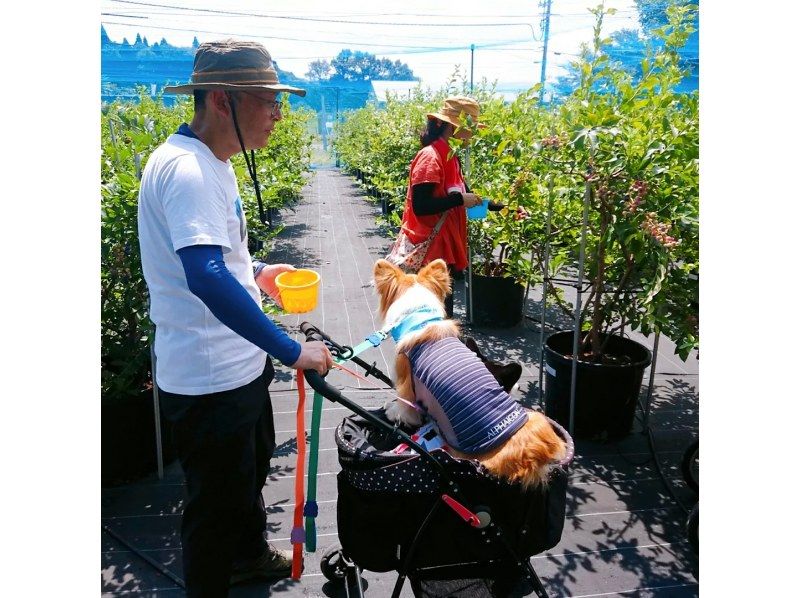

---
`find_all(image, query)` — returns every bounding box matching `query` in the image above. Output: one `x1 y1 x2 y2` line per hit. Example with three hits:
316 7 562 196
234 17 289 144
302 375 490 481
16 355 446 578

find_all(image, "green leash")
303 328 390 551
303 389 324 551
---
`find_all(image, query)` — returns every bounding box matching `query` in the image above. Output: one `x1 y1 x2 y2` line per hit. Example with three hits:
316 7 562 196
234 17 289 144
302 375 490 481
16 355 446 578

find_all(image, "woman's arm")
411 183 463 215
411 183 482 215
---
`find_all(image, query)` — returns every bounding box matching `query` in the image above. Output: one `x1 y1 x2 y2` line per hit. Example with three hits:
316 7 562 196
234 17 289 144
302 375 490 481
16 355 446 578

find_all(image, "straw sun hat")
164 39 306 97
427 96 486 129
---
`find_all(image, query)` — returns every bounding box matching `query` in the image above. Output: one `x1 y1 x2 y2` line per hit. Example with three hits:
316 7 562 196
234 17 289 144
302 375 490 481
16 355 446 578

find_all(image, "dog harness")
406 336 528 454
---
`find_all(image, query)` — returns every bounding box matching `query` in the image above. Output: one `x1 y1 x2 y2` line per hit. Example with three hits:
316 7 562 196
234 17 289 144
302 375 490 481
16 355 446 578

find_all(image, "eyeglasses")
238 91 283 116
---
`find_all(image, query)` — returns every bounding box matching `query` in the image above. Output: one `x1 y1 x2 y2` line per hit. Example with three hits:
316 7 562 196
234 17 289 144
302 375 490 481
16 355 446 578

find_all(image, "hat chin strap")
228 94 269 227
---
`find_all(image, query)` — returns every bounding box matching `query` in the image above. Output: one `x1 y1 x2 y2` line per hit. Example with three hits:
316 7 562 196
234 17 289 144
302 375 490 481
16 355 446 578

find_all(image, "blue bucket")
466 198 489 220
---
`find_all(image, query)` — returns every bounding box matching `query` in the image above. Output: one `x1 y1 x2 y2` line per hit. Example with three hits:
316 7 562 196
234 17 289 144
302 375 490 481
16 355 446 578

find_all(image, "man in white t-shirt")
137 39 332 596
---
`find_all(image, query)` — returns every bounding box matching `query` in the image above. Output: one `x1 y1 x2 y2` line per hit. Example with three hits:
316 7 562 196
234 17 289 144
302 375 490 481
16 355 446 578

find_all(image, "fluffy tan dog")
374 258 566 487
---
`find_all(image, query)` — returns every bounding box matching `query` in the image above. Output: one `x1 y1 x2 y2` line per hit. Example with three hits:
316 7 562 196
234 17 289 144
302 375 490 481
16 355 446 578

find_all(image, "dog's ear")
373 259 402 295
417 259 451 300
374 259 405 318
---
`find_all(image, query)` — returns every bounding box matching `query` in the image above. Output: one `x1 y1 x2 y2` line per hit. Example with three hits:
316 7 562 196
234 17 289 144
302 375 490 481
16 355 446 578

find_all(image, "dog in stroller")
373 258 566 488
298 319 574 597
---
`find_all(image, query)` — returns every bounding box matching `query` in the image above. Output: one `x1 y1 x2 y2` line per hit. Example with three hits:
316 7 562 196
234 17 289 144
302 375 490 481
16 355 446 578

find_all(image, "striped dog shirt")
406 336 528 454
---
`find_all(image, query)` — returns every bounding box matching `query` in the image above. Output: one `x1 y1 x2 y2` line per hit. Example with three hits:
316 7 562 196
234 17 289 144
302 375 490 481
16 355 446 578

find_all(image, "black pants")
159 361 276 598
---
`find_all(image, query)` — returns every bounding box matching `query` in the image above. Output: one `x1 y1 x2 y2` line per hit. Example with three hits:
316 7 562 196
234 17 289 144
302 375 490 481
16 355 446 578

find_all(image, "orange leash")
331 362 422 413
290 370 307 580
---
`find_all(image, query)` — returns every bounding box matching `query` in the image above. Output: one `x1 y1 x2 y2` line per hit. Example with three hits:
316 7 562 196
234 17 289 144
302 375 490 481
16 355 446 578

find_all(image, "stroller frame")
300 321 566 598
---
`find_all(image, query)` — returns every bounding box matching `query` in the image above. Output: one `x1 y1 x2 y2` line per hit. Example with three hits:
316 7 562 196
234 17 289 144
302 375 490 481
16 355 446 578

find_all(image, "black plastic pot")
101 389 175 486
380 194 394 216
543 331 652 439
469 274 525 327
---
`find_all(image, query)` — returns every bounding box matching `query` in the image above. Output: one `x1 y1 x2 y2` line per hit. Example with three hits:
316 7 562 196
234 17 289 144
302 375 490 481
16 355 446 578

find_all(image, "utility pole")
470 43 475 92
320 94 328 152
539 0 553 103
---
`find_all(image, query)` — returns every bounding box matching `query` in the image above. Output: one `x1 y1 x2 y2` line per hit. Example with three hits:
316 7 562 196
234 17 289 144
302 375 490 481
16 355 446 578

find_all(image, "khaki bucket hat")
164 39 306 97
427 96 486 129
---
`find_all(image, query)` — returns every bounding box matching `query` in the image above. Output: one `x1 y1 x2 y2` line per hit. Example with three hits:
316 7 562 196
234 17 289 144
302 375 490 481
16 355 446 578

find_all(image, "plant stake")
568 177 591 436
537 176 555 407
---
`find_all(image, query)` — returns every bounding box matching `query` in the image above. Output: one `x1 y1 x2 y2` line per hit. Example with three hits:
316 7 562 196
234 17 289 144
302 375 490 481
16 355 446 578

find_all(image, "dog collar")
390 306 444 343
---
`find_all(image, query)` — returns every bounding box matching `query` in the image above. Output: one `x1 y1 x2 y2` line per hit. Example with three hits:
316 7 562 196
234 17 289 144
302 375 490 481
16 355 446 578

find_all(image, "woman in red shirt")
399 96 492 317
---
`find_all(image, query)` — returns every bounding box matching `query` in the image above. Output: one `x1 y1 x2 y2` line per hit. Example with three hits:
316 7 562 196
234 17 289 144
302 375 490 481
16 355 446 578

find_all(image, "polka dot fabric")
334 411 568 495
342 449 493 494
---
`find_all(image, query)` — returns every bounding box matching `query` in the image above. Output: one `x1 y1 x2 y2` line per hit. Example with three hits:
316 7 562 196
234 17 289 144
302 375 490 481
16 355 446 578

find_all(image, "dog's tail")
481 412 567 488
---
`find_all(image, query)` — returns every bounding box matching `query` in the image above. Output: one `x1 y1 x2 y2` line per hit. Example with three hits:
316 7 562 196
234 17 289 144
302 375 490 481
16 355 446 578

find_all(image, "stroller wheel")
321 544 347 582
681 439 699 493
687 503 699 554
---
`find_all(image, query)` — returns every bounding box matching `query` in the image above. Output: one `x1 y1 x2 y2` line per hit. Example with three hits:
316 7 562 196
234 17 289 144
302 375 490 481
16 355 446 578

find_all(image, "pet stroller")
299 322 574 598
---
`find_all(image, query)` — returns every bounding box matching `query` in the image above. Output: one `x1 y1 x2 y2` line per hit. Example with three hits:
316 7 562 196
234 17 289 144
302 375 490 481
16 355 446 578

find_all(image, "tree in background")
311 50 417 82
306 59 332 81
550 0 698 101
636 0 696 32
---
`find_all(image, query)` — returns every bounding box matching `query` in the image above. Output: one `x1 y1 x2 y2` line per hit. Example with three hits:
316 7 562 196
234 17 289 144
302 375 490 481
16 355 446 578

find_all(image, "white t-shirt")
137 134 266 395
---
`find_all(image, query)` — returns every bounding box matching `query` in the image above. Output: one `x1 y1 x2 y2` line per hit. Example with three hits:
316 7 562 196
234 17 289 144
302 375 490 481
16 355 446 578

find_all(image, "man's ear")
417 259 451 300
209 90 232 116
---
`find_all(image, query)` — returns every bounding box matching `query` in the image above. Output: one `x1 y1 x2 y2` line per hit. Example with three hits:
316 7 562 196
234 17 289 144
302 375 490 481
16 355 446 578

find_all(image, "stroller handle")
300 320 395 388
300 321 324 342
300 368 452 482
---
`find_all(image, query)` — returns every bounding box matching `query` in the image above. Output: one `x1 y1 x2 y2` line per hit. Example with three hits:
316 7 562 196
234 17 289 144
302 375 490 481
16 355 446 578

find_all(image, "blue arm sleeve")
177 245 302 367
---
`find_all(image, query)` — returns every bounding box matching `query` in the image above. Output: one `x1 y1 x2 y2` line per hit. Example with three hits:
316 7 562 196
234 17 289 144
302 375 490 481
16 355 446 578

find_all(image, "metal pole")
538 177 555 406
133 152 142 181
643 331 661 429
320 94 328 152
465 146 473 323
539 0 553 103
150 341 164 480
470 44 475 92
467 245 474 322
569 180 591 436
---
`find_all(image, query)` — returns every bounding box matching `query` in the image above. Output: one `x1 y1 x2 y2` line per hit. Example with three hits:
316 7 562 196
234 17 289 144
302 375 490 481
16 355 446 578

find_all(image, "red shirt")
399 138 468 271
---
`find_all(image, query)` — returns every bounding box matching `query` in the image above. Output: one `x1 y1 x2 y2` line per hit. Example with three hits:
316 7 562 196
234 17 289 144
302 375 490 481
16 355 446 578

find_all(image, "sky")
100 0 643 94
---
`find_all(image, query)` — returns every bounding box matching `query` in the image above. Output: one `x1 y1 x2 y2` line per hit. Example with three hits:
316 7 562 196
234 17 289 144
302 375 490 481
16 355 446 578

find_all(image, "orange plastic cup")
275 269 321 313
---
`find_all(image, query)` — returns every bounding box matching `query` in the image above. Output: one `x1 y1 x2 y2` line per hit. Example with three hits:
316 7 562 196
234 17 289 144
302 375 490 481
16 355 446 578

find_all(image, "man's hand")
291 340 333 375
255 263 296 307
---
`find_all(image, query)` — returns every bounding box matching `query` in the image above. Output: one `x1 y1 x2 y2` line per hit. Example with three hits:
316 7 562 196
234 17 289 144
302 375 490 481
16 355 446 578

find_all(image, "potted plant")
533 5 699 437
101 93 184 484
464 208 532 327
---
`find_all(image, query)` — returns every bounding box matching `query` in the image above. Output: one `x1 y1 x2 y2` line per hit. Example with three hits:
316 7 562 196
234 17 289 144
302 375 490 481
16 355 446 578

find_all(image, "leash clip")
366 330 388 347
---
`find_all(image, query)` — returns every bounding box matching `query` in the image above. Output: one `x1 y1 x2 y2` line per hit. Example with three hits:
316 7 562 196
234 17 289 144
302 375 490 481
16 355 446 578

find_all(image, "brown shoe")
230 544 293 585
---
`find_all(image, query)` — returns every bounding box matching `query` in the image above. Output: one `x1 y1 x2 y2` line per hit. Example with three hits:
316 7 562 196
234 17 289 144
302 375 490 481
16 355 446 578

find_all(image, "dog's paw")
384 399 423 428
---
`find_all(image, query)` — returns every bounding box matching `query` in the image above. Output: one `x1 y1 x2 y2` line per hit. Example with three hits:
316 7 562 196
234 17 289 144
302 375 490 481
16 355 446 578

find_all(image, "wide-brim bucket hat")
164 39 306 97
427 96 486 129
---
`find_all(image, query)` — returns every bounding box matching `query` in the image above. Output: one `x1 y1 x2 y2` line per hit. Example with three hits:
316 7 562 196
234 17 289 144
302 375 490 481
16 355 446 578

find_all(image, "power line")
108 0 544 29
101 20 534 52
101 13 539 46
104 4 637 19
104 12 147 19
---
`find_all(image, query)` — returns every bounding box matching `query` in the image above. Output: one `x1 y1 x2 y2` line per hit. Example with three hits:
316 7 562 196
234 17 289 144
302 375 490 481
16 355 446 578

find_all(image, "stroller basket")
334 409 574 575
